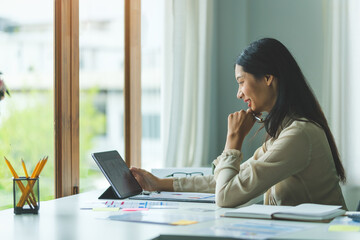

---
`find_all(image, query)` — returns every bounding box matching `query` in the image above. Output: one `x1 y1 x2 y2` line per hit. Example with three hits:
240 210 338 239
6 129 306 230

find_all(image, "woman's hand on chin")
225 108 256 151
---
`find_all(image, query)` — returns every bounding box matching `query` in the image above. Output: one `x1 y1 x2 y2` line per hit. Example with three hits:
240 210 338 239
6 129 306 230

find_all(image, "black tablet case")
99 186 121 199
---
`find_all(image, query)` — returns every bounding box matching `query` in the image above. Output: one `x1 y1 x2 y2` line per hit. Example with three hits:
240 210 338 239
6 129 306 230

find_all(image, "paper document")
108 211 216 225
194 220 312 239
80 200 179 210
130 191 215 203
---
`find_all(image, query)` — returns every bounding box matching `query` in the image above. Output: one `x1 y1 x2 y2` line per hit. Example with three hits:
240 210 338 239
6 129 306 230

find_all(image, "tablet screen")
92 150 143 199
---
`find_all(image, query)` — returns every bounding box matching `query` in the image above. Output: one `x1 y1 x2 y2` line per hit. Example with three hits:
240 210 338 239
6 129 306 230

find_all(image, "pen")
252 113 264 123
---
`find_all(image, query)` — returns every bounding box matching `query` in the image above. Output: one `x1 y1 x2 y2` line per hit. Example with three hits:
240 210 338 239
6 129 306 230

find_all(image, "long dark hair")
236 38 346 183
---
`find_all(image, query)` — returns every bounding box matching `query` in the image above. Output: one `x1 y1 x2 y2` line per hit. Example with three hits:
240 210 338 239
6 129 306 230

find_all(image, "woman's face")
235 64 277 113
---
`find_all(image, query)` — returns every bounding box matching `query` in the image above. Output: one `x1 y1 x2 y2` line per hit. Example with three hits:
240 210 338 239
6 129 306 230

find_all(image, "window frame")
124 0 142 168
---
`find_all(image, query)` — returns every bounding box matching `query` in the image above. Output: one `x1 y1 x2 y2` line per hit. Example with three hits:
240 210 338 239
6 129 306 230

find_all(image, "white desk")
0 190 359 240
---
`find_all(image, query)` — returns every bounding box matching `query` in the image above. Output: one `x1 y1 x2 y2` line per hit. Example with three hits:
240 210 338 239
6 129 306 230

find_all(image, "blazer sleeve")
214 124 312 207
173 174 215 193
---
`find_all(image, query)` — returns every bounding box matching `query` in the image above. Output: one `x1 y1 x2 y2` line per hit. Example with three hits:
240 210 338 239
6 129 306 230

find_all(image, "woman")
131 38 347 209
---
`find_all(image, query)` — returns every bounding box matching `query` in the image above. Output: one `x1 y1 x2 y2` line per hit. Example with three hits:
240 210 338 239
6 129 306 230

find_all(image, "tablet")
92 150 143 199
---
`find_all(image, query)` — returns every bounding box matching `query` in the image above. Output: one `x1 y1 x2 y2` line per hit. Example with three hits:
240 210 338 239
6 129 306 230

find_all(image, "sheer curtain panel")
162 0 214 167
323 0 360 185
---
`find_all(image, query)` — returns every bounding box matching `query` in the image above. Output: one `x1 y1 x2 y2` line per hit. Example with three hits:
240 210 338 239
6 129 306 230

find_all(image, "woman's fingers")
130 167 147 187
130 167 159 191
228 109 255 134
131 167 148 180
225 109 257 150
130 167 143 182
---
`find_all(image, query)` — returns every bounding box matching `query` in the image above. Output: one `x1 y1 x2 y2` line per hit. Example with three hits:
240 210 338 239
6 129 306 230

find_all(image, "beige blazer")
173 118 347 209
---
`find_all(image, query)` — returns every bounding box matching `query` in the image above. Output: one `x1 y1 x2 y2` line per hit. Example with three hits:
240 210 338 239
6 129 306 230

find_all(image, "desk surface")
0 190 359 240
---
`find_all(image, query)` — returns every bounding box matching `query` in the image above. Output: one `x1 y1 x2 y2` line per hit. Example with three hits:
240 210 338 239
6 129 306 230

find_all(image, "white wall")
215 0 251 160
247 0 324 100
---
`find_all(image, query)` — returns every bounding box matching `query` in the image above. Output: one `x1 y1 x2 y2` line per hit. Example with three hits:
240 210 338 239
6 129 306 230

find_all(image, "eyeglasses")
165 172 204 178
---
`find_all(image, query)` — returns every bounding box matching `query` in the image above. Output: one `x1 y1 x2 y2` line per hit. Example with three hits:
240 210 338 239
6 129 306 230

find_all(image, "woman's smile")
235 65 277 113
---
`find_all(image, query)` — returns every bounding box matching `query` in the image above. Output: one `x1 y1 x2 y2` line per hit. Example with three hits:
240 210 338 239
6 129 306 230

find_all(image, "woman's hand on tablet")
130 167 174 192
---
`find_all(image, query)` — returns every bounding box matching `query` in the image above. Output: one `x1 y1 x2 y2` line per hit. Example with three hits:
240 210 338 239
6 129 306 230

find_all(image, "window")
79 0 125 192
141 0 165 170
0 0 54 210
0 0 141 206
55 0 141 197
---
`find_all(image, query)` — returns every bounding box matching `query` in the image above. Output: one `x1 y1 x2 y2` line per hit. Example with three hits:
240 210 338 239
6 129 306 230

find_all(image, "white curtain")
161 0 214 167
323 0 360 185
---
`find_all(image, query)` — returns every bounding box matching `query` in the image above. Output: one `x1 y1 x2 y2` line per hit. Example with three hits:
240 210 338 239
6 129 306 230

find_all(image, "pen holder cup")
13 177 40 214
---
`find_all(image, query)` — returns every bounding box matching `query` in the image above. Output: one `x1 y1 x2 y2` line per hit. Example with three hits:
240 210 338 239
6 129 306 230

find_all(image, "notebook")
92 150 215 203
223 203 345 222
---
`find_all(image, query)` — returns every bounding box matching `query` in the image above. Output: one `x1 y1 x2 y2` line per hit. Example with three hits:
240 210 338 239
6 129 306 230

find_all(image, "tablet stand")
98 186 121 199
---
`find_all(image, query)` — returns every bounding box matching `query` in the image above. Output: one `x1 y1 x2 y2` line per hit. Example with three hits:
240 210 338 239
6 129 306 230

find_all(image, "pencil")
21 159 29 178
6 157 37 207
18 156 48 207
36 157 48 176
21 158 38 206
31 160 42 178
17 159 42 207
4 157 35 207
